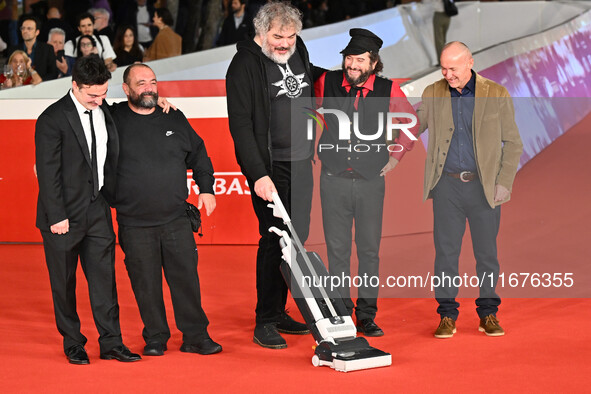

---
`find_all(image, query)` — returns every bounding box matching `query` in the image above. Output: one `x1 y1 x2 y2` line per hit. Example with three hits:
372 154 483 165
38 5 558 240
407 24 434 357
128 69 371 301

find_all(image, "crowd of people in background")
0 0 400 89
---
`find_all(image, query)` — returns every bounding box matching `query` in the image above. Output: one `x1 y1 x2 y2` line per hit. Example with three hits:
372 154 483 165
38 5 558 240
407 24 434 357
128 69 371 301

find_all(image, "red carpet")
1 114 590 392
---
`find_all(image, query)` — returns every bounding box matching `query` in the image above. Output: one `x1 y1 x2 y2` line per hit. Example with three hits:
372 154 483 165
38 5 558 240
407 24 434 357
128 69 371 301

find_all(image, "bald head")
47 7 61 19
440 41 474 92
441 41 472 60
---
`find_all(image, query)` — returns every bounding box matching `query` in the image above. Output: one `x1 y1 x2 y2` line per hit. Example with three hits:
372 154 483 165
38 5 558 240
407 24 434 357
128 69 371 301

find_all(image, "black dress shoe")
253 323 287 349
180 338 222 355
356 318 384 337
276 311 310 335
65 345 90 365
100 345 142 362
143 342 167 356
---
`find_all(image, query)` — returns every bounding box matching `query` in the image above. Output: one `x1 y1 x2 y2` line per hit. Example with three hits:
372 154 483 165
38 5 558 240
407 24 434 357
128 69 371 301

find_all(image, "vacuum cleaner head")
268 193 392 372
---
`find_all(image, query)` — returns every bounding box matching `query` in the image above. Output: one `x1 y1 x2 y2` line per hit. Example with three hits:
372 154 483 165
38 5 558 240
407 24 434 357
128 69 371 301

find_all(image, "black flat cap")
340 28 383 55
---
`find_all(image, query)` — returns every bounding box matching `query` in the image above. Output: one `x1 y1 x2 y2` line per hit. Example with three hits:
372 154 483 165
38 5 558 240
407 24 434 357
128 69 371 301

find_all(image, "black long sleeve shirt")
111 104 215 227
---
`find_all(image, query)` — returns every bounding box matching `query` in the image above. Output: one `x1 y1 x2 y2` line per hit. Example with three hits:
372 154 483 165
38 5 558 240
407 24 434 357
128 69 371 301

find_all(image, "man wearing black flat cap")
314 28 419 336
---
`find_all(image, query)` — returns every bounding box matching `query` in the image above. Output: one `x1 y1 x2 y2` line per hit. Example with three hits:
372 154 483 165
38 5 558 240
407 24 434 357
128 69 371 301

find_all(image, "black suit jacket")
35 93 119 230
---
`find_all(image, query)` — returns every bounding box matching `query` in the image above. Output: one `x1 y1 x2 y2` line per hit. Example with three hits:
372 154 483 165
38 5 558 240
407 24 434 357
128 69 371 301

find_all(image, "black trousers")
248 159 313 325
320 169 385 321
118 215 210 345
432 175 501 320
41 194 122 354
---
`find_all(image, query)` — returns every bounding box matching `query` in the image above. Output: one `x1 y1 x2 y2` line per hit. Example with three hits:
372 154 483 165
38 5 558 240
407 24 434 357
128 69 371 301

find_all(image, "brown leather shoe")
478 314 505 336
434 316 456 338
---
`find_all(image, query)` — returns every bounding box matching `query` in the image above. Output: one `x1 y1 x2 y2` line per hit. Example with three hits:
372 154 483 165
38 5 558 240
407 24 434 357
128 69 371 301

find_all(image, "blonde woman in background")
1 50 42 89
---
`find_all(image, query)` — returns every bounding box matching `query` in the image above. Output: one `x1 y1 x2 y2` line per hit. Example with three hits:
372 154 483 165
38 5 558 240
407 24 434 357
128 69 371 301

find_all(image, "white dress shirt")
69 90 108 190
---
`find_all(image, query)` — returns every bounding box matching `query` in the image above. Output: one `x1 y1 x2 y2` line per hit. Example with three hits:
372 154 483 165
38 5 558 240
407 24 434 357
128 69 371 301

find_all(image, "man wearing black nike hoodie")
226 1 324 349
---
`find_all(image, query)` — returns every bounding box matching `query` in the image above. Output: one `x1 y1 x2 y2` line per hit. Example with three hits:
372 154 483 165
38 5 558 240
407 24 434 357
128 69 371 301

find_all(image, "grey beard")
130 92 158 108
261 38 296 65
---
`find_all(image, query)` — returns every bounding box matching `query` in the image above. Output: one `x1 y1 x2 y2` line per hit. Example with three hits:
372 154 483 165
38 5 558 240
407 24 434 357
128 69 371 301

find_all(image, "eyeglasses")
81 42 94 47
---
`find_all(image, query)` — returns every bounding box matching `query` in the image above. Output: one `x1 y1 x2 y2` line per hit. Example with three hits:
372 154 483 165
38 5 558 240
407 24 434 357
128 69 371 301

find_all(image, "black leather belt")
324 168 365 179
446 171 478 182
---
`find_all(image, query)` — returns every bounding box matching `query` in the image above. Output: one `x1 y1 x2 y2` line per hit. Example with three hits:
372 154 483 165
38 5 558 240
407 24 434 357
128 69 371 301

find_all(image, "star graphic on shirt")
272 62 308 99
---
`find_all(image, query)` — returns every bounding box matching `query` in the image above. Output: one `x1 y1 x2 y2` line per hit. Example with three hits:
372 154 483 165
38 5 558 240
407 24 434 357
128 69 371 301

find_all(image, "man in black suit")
17 15 58 81
35 55 141 365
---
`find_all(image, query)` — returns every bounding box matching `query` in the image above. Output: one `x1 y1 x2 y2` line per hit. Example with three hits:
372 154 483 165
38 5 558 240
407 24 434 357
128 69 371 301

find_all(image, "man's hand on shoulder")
254 176 276 202
157 97 177 113
198 193 216 216
50 219 69 234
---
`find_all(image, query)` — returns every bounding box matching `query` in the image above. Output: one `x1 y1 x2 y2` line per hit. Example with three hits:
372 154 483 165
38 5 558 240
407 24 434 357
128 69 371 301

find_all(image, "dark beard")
129 91 158 108
342 60 373 86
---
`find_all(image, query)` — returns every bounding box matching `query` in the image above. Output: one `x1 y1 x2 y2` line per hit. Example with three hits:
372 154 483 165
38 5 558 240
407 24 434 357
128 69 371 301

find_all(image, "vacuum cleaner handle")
268 192 291 223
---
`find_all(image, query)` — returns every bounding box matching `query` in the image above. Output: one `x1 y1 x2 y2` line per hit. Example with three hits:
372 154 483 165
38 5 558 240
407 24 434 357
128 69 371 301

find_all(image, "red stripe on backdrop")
157 80 227 97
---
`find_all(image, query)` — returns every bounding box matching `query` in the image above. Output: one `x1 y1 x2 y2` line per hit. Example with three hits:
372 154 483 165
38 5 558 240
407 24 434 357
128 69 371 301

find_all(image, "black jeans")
118 215 209 345
248 159 313 325
432 175 501 320
320 169 385 320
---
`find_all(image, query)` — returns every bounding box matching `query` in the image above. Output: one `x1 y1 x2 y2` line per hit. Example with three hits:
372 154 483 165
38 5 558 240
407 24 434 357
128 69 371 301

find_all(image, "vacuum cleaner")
268 192 391 372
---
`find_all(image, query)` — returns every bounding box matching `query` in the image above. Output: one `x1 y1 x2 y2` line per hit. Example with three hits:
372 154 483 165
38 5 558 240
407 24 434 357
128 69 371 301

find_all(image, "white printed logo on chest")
272 63 308 99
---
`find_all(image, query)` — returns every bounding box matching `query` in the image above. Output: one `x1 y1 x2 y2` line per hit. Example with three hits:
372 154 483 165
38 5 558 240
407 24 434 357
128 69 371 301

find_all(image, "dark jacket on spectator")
216 10 254 47
114 47 143 66
96 26 115 43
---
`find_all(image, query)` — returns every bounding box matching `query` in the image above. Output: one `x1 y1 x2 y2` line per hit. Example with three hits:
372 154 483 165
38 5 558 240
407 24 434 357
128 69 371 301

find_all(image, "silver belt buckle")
459 171 471 182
